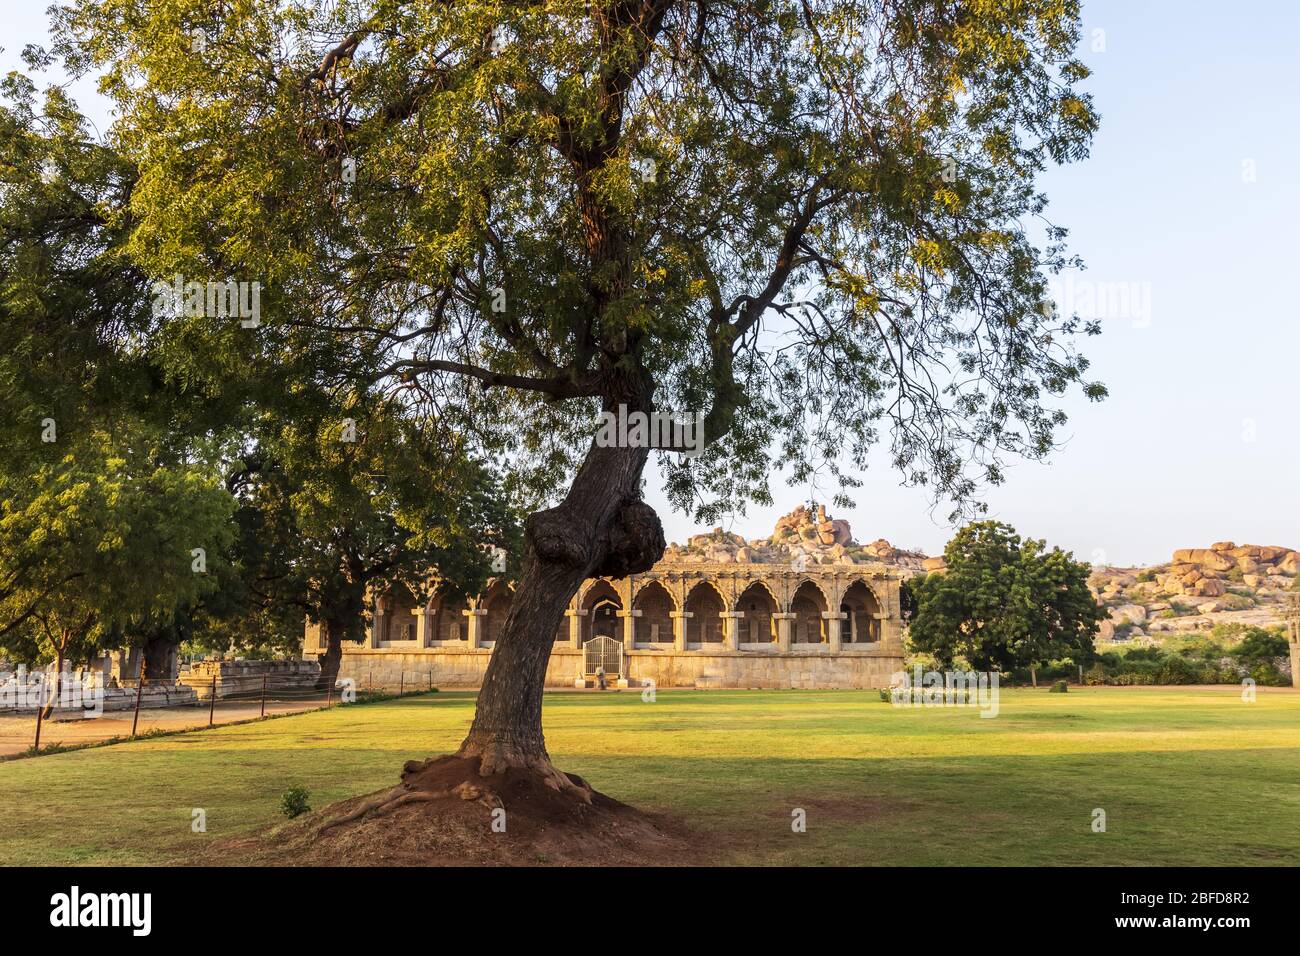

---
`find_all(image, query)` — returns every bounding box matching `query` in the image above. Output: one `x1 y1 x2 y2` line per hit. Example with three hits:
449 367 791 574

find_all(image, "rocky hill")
661 503 931 571
1088 542 1298 641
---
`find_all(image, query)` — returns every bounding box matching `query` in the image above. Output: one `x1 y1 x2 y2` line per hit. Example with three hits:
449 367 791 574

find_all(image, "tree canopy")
54 0 1104 520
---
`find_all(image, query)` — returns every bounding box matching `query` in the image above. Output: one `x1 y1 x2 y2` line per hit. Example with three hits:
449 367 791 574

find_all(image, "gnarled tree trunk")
316 618 346 690
456 397 665 781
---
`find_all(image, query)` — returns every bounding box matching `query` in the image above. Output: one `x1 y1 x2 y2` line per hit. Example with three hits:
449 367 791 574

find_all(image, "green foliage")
0 430 234 665
0 73 520 664
52 0 1103 523
1235 628 1289 666
1082 629 1291 686
278 786 311 819
1048 680 1068 693
908 521 1104 671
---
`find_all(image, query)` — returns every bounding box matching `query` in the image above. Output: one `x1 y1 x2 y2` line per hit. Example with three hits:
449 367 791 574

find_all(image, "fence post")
399 671 404 697
208 676 217 727
428 670 432 692
130 657 146 737
326 677 333 709
260 672 268 718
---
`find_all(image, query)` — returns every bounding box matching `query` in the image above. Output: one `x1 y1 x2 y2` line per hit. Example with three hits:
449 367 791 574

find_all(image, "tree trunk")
142 630 178 682
41 629 70 720
456 397 665 779
316 619 345 690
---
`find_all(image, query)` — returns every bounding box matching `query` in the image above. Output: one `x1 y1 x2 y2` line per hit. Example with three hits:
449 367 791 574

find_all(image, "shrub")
1235 628 1289 665
279 786 311 818
1048 680 1069 693
1250 662 1290 688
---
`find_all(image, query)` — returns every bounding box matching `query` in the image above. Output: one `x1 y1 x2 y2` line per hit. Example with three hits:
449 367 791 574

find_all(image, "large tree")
907 520 1104 673
0 430 234 697
56 0 1104 789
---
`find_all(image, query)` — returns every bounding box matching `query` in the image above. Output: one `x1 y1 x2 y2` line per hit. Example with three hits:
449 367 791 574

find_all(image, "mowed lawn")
2 686 1299 866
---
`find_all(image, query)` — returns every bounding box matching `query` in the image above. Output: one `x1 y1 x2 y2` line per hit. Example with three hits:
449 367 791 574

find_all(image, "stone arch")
375 581 420 643
840 579 882 644
482 581 515 645
633 579 676 645
580 579 623 643
790 579 829 644
736 580 778 645
685 579 726 645
431 588 470 643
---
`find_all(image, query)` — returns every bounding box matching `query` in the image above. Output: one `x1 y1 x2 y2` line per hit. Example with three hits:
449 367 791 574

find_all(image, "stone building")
303 505 914 690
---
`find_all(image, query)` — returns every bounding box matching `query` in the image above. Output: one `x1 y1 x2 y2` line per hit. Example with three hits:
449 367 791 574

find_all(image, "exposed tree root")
317 748 592 834
318 773 509 833
454 738 595 804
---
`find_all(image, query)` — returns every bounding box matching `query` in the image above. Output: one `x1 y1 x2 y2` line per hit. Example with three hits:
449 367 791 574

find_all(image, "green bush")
1048 680 1069 693
1249 662 1290 688
1235 628 1289 665
279 786 311 818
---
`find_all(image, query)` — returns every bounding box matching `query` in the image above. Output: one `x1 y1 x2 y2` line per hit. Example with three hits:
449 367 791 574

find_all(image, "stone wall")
332 645 903 691
178 659 321 699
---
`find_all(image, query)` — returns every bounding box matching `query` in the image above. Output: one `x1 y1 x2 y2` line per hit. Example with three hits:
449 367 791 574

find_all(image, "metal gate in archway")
583 636 624 678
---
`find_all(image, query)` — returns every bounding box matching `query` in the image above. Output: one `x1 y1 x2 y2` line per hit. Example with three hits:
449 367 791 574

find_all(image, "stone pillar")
870 611 888 645
618 609 641 648
879 612 904 653
773 612 795 652
412 608 431 646
464 608 487 649
567 608 587 649
823 611 847 653
370 596 384 647
722 611 745 651
670 611 693 651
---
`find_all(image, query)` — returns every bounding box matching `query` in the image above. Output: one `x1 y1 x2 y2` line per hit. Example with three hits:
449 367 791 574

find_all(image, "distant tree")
0 430 233 712
908 521 1104 674
221 399 520 686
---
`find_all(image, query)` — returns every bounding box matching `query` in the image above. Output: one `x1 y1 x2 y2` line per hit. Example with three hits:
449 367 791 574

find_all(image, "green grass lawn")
3 685 1299 865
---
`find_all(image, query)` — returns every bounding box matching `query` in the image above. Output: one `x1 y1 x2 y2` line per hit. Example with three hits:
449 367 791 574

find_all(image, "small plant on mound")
279 786 311 819
1049 680 1069 693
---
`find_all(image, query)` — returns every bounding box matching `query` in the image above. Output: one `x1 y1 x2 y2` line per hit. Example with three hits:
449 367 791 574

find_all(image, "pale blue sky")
5 2 1298 565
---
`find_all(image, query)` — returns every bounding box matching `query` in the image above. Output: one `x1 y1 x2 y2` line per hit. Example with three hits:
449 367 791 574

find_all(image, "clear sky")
4 2 1298 566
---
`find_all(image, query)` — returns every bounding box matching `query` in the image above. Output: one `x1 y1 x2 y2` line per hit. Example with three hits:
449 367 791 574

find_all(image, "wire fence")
7 668 442 758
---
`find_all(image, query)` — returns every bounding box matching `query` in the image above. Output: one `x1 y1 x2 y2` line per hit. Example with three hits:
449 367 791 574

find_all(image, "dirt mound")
210 754 701 866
